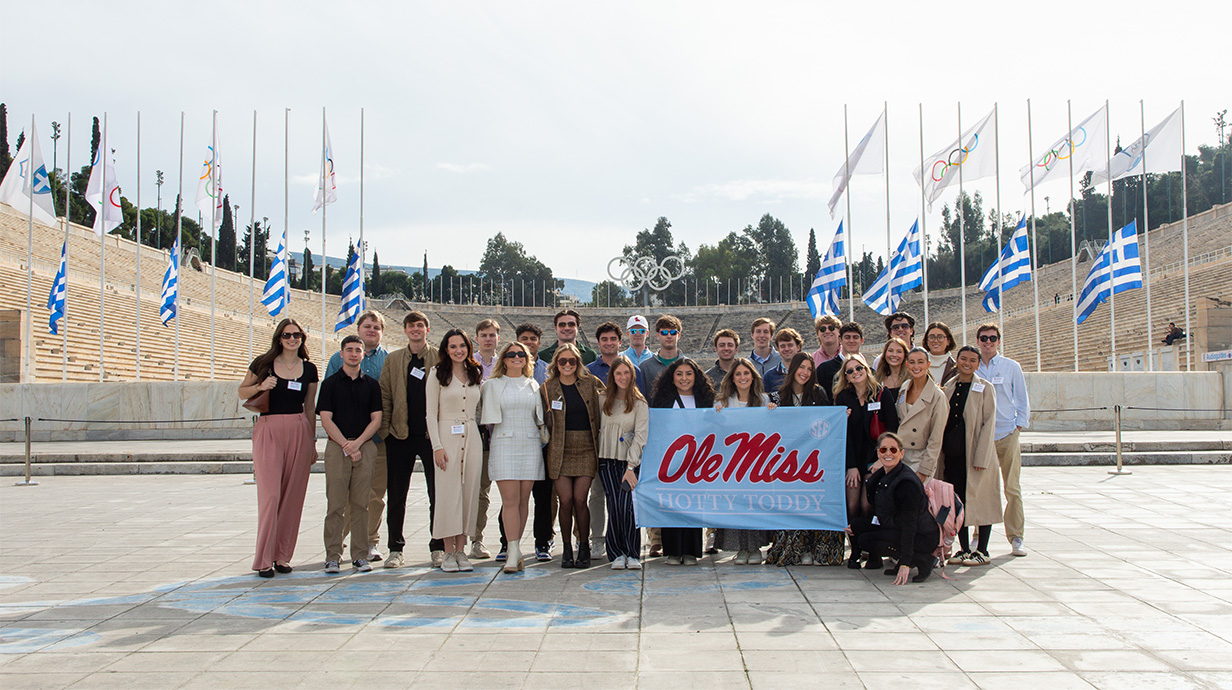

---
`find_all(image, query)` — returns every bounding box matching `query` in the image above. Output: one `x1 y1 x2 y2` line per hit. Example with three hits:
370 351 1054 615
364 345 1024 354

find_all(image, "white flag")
312 118 337 213
195 129 223 224
0 122 58 226
913 108 997 212
828 110 886 217
1091 107 1182 185
85 126 122 236
1020 105 1107 191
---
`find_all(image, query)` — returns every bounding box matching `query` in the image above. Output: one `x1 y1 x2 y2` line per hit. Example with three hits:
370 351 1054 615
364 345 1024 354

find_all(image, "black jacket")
866 461 938 566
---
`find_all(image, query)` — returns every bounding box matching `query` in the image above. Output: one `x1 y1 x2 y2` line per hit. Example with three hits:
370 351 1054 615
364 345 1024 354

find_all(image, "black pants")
498 477 554 551
661 528 703 558
385 434 443 553
849 516 937 568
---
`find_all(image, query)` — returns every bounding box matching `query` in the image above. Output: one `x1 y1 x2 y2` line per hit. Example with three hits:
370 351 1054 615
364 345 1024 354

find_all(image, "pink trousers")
252 414 315 571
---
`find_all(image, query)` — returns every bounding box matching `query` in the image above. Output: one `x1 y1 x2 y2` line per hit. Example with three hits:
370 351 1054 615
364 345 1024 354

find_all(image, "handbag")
868 390 886 441
243 390 270 414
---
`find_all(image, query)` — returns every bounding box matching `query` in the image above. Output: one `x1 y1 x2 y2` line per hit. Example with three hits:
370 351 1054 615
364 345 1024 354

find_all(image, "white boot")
503 541 522 573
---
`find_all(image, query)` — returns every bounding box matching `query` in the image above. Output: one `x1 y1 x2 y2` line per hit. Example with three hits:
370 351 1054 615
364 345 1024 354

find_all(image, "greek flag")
862 220 923 316
1076 220 1143 325
160 231 180 325
262 230 289 316
979 215 1032 313
47 241 67 335
335 250 365 331
807 221 847 318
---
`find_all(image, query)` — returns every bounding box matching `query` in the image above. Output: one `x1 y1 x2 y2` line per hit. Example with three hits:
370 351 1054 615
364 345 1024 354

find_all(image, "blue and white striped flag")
862 220 924 316
46 241 67 334
979 215 1032 313
807 221 847 318
1076 220 1143 325
262 230 289 317
160 231 180 325
335 250 365 331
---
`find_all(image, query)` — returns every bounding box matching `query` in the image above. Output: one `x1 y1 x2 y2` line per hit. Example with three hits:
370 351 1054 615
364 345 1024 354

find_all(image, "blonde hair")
874 337 910 382
546 343 594 382
492 341 533 379
832 353 881 401
717 358 767 408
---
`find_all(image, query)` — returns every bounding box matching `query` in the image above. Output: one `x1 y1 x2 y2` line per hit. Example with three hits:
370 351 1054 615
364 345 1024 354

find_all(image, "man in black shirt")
318 336 383 574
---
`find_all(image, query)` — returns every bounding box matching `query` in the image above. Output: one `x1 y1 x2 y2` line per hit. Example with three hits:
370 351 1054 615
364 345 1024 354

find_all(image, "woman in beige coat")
942 345 1002 567
895 348 947 479
597 357 649 571
426 329 484 573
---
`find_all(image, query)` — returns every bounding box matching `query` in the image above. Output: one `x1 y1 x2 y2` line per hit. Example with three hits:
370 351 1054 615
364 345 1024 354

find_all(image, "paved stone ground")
3 466 1232 689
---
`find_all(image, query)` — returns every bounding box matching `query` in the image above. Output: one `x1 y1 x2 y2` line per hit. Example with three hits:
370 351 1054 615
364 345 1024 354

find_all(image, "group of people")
239 305 1031 585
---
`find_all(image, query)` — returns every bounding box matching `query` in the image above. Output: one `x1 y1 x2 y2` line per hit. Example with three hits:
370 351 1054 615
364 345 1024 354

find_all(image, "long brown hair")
250 318 310 378
602 356 645 415
717 358 767 407
874 337 910 382
833 352 880 401
435 329 482 386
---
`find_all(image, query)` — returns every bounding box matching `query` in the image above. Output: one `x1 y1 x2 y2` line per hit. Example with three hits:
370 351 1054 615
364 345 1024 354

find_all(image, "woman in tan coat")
426 329 484 573
895 348 947 479
597 357 649 570
541 344 604 568
942 345 1002 567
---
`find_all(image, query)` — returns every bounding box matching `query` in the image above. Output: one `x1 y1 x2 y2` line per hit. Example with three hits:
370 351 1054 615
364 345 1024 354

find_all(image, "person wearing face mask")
597 357 649 571
833 353 881 569
923 322 958 386
542 344 604 568
895 348 947 480
648 358 715 565
942 345 1002 568
845 432 941 585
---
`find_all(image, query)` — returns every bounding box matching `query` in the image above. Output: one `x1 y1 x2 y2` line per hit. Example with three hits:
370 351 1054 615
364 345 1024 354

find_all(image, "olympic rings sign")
1035 127 1088 172
930 133 980 182
608 254 685 292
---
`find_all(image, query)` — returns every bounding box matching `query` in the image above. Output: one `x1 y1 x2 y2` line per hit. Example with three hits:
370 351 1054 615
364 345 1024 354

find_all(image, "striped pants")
598 459 640 560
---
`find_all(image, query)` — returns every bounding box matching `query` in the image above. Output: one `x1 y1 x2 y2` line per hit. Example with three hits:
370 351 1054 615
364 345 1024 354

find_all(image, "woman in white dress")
714 358 773 564
480 341 546 573
426 329 483 574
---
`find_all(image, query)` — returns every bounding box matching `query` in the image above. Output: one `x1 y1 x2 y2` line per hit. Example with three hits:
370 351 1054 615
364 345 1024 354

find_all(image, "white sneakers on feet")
625 557 642 570
353 559 372 572
384 551 404 569
469 541 491 559
431 550 445 567
367 545 382 562
324 560 340 574
1010 538 1028 557
455 553 474 572
610 555 627 570
440 553 460 573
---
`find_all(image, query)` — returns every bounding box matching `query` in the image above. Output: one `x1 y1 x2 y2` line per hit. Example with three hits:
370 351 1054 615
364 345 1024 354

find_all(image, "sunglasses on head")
845 365 866 375
280 332 303 340
978 334 1000 343
503 351 527 359
660 329 678 336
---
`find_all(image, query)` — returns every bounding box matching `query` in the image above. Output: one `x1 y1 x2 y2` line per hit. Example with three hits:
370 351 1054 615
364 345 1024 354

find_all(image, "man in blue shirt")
516 323 549 384
587 322 645 389
763 328 804 402
324 310 389 564
620 315 654 366
974 323 1031 558
748 317 782 376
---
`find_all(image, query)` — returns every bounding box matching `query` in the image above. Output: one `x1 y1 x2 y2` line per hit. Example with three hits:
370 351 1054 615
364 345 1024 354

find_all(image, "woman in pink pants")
238 319 319 577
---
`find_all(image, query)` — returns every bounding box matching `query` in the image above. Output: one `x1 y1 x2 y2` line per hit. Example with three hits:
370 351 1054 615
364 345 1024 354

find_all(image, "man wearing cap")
620 315 654 366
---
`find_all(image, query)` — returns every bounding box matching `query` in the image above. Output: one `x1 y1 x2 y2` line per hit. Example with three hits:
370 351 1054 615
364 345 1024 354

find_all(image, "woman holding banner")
714 358 773 565
541 344 603 569
648 358 715 565
895 348 947 480
597 357 649 570
833 353 881 569
766 353 844 567
942 345 1001 567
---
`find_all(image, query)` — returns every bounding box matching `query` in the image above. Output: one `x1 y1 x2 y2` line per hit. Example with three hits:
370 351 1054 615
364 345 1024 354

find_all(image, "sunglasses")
628 328 646 334
659 329 678 336
557 358 578 366
890 323 912 331
877 447 901 455
844 365 866 375
978 334 1000 343
280 332 304 340
557 322 577 328
817 325 837 332
503 351 528 359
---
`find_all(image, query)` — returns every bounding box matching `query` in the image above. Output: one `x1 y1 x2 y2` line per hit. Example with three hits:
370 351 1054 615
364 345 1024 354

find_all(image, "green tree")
743 213 798 301
0 103 10 179
621 216 691 306
591 280 634 307
302 248 316 291
805 228 821 285
216 194 236 270
90 117 100 165
237 219 270 280
478 232 561 306
693 231 759 304
368 252 383 296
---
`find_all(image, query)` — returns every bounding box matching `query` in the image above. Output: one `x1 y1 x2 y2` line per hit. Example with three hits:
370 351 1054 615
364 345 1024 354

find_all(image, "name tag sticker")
451 424 465 435
867 401 882 412
410 367 426 380
286 381 302 391
972 383 986 393
551 400 564 411
992 376 1004 385
871 516 880 526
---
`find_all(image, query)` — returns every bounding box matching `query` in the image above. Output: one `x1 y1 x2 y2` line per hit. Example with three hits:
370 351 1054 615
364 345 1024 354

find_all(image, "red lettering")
661 431 828 485
686 434 718 483
722 432 779 482
659 435 695 483
797 450 823 482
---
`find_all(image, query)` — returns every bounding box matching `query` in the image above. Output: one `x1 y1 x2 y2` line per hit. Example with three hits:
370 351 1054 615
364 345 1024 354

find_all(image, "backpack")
923 477 965 579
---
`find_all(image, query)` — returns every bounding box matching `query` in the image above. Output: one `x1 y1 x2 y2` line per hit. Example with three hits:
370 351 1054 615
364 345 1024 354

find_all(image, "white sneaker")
324 560 340 574
384 551 404 569
469 541 491 559
704 530 718 554
610 555 627 570
625 557 642 570
352 559 372 572
440 553 460 573
455 553 474 572
590 539 606 558
1011 538 1028 557
431 550 445 567
800 553 814 566
367 545 383 562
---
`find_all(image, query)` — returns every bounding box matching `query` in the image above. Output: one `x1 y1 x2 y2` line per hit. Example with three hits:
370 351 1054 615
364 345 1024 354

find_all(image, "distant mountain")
320 256 596 300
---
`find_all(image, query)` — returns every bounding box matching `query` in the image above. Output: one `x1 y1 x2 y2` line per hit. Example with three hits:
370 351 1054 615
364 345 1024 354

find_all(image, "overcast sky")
5 1 1226 282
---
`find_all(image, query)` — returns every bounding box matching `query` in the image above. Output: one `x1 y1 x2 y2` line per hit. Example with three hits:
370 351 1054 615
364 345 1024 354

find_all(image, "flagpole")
135 111 142 380
919 103 929 327
320 107 327 363
957 102 967 345
843 104 854 320
1026 100 1042 372
99 113 107 382
1180 99 1191 371
1140 100 1154 371
284 108 289 312
994 103 1004 339
883 101 892 307
1104 100 1116 371
359 106 365 314
24 114 34 383
209 111 219 380
249 110 257 364
61 113 71 381
1067 100 1079 372
175 112 183 381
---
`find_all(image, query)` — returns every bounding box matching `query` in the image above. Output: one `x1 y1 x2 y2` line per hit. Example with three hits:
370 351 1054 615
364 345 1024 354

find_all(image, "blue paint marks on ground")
0 627 99 654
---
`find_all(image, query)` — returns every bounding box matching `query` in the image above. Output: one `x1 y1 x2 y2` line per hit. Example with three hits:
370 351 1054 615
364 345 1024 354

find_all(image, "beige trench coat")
895 378 947 479
942 375 1003 526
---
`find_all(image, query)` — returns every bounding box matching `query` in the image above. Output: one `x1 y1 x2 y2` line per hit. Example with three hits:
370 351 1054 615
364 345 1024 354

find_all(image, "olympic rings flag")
608 254 686 293
1020 105 1107 191
913 108 997 211
85 125 122 236
1091 106 1182 185
634 407 849 531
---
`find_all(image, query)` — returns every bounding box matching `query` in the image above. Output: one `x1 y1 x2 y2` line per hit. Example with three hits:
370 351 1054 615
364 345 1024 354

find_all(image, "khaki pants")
994 428 1024 542
367 442 387 548
324 439 376 563
474 448 492 543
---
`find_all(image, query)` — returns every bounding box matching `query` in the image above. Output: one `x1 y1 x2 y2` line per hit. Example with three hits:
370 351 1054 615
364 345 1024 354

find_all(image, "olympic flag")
1020 105 1107 190
0 122 58 226
828 110 885 217
312 117 337 213
1091 107 1182 185
913 107 997 211
85 127 122 236
194 130 223 224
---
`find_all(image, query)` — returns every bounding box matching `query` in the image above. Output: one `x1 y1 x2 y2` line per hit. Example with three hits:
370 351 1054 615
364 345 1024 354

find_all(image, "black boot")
576 543 591 568
561 543 575 569
912 555 938 583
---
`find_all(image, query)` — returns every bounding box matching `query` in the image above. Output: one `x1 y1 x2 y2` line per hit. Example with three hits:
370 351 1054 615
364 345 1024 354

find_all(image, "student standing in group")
468 319 502 561
507 322 554 562
705 329 740 390
481 341 546 573
318 336 383 574
598 357 649 571
942 345 1002 568
816 318 859 391
543 344 604 568
239 319 318 578
885 312 916 348
517 323 549 384
539 309 598 365
811 315 843 372
714 358 774 564
923 322 959 386
379 312 442 569
586 322 643 561
763 328 804 400
832 353 881 569
323 310 388 564
426 329 484 573
638 315 685 396
620 315 654 366
974 323 1030 557
648 358 714 565
748 318 782 377
896 348 947 479
873 337 910 435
